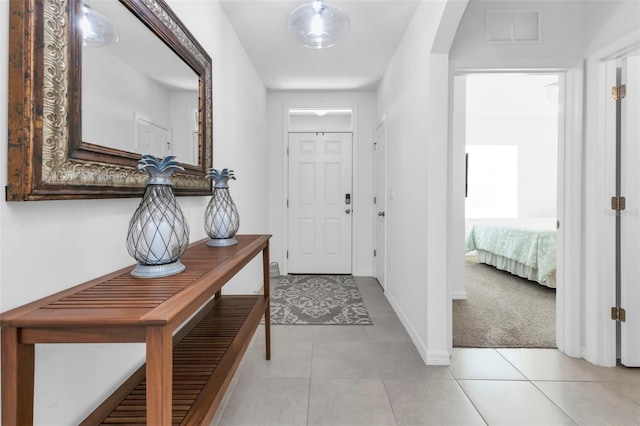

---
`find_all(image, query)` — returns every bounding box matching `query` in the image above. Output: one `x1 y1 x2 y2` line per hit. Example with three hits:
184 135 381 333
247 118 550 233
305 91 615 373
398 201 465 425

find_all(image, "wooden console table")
0 234 271 425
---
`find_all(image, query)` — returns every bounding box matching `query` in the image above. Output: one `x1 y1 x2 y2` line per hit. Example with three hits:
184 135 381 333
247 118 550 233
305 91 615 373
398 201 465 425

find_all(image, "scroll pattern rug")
270 275 373 325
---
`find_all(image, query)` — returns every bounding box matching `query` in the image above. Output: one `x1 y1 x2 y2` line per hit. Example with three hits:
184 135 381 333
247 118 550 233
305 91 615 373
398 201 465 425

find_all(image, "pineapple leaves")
138 155 185 178
206 168 236 182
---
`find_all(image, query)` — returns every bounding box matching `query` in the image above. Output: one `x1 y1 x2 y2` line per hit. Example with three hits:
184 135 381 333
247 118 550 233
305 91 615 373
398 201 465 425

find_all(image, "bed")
465 224 557 288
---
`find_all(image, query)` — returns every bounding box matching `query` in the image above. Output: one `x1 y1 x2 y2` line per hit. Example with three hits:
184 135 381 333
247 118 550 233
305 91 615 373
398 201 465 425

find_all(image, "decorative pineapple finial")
206 168 235 188
138 154 185 185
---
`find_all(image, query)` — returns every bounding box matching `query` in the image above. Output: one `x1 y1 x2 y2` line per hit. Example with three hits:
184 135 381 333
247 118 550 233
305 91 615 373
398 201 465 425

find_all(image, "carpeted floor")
453 256 556 348
270 275 373 325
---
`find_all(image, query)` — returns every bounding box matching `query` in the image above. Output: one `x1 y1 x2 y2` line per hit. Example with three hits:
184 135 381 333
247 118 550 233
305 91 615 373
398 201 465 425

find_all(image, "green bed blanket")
465 224 556 284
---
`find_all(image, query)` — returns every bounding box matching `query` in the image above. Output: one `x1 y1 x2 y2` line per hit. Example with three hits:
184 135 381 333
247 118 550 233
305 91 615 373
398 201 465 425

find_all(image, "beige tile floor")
213 277 640 426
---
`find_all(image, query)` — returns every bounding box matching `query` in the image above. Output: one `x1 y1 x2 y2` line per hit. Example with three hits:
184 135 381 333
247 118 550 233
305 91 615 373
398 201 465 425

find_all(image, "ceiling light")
81 3 119 47
288 0 350 49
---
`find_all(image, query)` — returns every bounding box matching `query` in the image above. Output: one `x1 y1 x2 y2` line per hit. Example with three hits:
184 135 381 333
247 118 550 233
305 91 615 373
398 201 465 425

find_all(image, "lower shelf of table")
81 295 268 426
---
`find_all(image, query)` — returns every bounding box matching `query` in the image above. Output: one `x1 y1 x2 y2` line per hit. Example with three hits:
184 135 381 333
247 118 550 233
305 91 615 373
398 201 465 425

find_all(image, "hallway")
213 278 640 425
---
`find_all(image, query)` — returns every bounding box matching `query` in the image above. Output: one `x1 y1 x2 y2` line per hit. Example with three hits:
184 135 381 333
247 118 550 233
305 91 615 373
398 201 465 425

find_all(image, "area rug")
270 275 373 325
453 257 556 348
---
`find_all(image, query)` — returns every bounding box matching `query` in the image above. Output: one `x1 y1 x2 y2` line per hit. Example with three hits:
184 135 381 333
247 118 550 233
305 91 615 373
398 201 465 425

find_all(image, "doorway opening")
454 72 560 348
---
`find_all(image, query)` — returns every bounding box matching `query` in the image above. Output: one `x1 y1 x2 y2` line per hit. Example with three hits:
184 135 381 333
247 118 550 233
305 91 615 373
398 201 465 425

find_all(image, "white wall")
267 92 377 277
450 0 586 69
376 0 455 365
0 0 267 423
585 1 640 53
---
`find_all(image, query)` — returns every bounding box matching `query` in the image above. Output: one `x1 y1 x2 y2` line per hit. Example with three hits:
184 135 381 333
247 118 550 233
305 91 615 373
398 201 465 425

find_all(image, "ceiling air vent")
485 10 541 44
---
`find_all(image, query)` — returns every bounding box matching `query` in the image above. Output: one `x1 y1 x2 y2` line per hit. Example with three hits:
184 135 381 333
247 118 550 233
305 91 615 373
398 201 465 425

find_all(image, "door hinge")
611 196 626 211
611 306 626 322
286 251 289 259
612 84 626 100
286 146 289 155
556 220 560 230
374 196 377 204
286 199 289 208
374 249 377 257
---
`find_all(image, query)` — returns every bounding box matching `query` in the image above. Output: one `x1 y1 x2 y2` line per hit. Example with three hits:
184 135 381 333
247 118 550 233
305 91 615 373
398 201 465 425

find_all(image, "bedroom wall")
463 73 559 237
266 91 377 277
0 0 268 423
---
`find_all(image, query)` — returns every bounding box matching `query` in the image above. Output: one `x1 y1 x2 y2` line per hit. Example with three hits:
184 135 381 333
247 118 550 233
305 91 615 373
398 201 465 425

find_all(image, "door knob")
378 211 385 217
345 209 351 214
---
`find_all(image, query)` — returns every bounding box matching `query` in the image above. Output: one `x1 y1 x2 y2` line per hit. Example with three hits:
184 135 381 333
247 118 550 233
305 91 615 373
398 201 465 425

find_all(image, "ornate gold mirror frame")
7 0 213 201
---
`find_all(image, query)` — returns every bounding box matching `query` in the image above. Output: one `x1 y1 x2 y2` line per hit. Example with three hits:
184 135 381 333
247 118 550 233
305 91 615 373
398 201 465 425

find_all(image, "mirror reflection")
82 0 200 166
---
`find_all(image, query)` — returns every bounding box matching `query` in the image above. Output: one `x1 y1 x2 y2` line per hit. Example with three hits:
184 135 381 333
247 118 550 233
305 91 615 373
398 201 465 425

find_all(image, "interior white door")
620 53 640 367
374 121 387 289
288 132 353 274
135 114 170 158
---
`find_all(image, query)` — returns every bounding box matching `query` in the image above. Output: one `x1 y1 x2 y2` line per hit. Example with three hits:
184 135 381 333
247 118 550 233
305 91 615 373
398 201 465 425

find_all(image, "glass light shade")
288 0 350 49
81 3 119 47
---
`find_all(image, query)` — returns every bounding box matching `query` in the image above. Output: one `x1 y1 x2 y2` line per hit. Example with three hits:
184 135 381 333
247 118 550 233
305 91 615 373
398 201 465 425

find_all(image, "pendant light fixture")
288 0 350 49
81 3 119 47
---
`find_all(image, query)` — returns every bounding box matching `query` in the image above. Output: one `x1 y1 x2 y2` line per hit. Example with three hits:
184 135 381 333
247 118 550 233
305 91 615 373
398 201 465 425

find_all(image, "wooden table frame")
0 234 271 425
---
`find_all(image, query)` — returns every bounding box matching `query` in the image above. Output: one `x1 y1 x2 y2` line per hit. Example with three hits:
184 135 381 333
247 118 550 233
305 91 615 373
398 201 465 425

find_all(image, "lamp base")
207 237 238 247
130 260 185 278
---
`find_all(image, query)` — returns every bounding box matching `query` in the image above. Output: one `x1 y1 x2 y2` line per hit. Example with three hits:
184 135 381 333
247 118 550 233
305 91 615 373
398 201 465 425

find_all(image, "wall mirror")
7 0 213 200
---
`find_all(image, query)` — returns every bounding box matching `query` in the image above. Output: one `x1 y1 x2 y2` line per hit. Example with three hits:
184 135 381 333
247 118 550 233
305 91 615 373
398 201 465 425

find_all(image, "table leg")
1 327 34 426
263 242 271 361
146 326 173 425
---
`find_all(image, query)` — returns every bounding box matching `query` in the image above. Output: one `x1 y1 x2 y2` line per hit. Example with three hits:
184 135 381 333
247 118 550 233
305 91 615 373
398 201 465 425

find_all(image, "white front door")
374 120 387 289
620 54 640 367
288 132 353 274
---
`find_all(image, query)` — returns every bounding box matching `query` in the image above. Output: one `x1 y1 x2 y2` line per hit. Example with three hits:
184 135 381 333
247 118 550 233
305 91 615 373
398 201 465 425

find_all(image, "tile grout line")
494 349 581 425
451 376 490 426
306 333 315 426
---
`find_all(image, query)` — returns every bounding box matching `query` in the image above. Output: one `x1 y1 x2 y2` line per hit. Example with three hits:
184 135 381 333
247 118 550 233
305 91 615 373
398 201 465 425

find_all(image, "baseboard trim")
426 350 451 365
385 292 431 364
452 291 467 300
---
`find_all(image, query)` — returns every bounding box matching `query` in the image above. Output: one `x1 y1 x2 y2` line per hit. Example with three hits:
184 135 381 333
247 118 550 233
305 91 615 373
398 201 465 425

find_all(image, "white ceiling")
219 0 422 91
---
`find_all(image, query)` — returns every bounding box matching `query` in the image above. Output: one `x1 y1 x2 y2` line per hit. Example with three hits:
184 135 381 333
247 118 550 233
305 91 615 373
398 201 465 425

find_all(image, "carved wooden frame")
7 0 213 200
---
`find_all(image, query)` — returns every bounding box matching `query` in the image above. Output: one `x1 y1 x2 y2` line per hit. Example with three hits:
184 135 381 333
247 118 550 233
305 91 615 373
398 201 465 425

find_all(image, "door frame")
281 104 359 276
374 117 387 290
584 31 640 366
449 68 584 357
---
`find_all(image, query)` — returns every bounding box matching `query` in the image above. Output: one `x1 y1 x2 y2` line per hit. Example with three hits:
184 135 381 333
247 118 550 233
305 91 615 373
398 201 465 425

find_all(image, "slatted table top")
0 235 271 329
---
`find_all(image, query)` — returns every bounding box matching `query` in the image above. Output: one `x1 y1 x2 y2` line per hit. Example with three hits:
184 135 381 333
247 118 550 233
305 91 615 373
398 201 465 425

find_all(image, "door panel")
620 54 640 367
288 132 352 274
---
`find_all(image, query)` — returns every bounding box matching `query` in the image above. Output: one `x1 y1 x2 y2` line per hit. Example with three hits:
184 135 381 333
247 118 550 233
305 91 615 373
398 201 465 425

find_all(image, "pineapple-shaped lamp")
204 168 240 247
126 155 190 278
